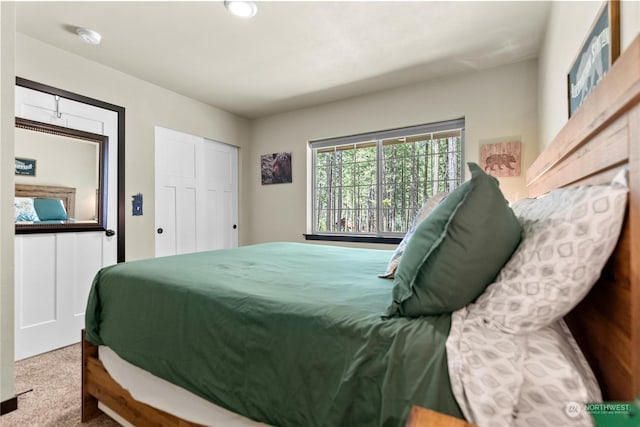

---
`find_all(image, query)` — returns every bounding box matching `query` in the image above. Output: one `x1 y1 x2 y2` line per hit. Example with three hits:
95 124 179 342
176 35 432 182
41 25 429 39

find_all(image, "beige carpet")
1 344 119 427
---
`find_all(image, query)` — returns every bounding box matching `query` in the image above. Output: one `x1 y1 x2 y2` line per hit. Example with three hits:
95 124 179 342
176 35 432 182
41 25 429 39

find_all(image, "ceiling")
16 1 551 119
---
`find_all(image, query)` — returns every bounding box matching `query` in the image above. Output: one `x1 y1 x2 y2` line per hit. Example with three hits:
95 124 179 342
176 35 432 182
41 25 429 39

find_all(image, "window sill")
303 234 402 245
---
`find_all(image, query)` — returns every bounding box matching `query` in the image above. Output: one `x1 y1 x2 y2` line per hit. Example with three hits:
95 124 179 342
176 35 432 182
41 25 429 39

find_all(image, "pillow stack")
14 197 68 223
445 170 628 427
386 163 522 317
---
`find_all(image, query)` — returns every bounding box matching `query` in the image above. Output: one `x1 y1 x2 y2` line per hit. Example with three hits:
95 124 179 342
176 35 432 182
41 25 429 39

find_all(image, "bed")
84 244 465 426
82 35 640 426
14 183 78 234
15 183 76 219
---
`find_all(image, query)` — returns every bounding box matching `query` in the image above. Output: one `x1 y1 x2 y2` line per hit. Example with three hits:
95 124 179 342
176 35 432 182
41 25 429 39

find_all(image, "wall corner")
0 0 16 406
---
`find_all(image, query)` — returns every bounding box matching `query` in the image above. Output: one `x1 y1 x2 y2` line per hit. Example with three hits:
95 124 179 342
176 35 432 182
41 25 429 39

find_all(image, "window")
310 118 464 240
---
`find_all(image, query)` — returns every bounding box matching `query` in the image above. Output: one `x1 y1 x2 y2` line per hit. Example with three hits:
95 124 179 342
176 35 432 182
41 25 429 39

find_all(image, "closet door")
155 127 238 257
14 86 119 360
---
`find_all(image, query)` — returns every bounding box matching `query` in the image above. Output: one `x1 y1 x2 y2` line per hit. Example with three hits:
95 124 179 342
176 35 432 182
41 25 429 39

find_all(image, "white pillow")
514 320 600 427
446 309 526 427
14 197 40 222
447 314 601 427
467 170 628 333
378 191 448 278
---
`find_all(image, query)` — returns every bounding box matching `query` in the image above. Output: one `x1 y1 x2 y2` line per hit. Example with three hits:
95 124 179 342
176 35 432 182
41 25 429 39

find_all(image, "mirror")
14 117 108 234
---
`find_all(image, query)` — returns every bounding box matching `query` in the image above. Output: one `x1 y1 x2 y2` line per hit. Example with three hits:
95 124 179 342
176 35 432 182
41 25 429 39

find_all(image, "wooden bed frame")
82 35 640 426
526 33 640 402
15 183 76 218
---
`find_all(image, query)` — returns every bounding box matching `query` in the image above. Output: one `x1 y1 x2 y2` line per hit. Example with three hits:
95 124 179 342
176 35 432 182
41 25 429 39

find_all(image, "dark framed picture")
15 157 36 176
567 0 620 118
261 152 292 185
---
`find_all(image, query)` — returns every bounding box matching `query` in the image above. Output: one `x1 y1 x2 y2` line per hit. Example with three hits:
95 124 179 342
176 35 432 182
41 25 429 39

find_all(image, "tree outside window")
311 119 464 237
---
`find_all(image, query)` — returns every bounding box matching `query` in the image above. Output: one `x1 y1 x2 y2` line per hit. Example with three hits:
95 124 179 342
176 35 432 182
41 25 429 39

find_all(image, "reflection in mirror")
14 117 108 234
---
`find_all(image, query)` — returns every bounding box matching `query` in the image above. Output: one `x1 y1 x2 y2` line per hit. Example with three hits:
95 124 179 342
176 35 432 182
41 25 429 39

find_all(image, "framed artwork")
15 157 36 176
480 141 521 177
261 152 292 185
567 0 620 118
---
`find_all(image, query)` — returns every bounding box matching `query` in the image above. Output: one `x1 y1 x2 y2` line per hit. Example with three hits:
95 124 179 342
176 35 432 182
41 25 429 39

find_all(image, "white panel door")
155 127 238 257
14 86 118 360
202 138 238 250
155 127 199 257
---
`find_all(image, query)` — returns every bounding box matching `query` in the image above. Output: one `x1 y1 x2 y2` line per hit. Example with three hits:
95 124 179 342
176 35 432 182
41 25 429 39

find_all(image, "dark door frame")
16 77 126 263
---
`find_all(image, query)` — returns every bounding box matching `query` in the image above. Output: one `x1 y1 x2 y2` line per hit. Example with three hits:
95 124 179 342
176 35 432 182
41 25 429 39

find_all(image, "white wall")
0 1 15 406
538 0 640 149
248 60 538 248
16 34 251 261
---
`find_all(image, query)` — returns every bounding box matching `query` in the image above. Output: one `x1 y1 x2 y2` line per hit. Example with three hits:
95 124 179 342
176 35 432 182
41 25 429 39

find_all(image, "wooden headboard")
527 35 640 401
15 184 76 219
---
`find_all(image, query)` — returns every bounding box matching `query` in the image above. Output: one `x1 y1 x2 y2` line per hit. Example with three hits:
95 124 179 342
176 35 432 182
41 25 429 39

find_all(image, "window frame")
308 118 465 242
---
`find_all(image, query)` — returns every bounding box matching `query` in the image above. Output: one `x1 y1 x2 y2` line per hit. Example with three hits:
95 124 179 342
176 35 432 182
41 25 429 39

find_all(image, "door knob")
157 228 164 234
232 224 237 229
105 229 115 237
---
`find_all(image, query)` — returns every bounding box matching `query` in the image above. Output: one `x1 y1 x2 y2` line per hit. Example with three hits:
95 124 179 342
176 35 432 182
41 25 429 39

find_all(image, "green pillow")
34 198 68 221
386 163 521 317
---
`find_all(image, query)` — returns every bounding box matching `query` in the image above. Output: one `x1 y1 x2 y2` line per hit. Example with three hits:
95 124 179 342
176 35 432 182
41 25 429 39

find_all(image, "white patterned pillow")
14 197 40 222
447 308 527 427
468 170 628 333
514 320 601 427
379 191 448 278
447 312 601 427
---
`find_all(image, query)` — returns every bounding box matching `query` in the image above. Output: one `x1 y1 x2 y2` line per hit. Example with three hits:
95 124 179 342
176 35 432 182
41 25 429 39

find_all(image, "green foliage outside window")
313 127 463 235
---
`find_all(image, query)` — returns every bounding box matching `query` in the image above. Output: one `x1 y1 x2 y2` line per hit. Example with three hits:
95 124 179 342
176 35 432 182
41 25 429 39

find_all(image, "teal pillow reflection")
34 198 68 221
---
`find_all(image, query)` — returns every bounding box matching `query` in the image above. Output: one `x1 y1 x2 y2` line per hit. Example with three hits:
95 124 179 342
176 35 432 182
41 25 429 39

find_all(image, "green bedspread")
86 242 462 426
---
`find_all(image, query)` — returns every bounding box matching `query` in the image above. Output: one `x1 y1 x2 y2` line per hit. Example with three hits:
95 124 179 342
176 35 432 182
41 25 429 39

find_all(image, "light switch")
132 193 143 216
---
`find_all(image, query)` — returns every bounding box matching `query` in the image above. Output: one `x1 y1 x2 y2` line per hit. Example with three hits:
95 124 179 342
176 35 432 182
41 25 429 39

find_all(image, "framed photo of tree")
567 0 620 118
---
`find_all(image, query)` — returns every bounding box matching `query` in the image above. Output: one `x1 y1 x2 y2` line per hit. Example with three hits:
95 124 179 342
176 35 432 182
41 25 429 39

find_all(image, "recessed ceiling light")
224 1 257 18
76 27 102 45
